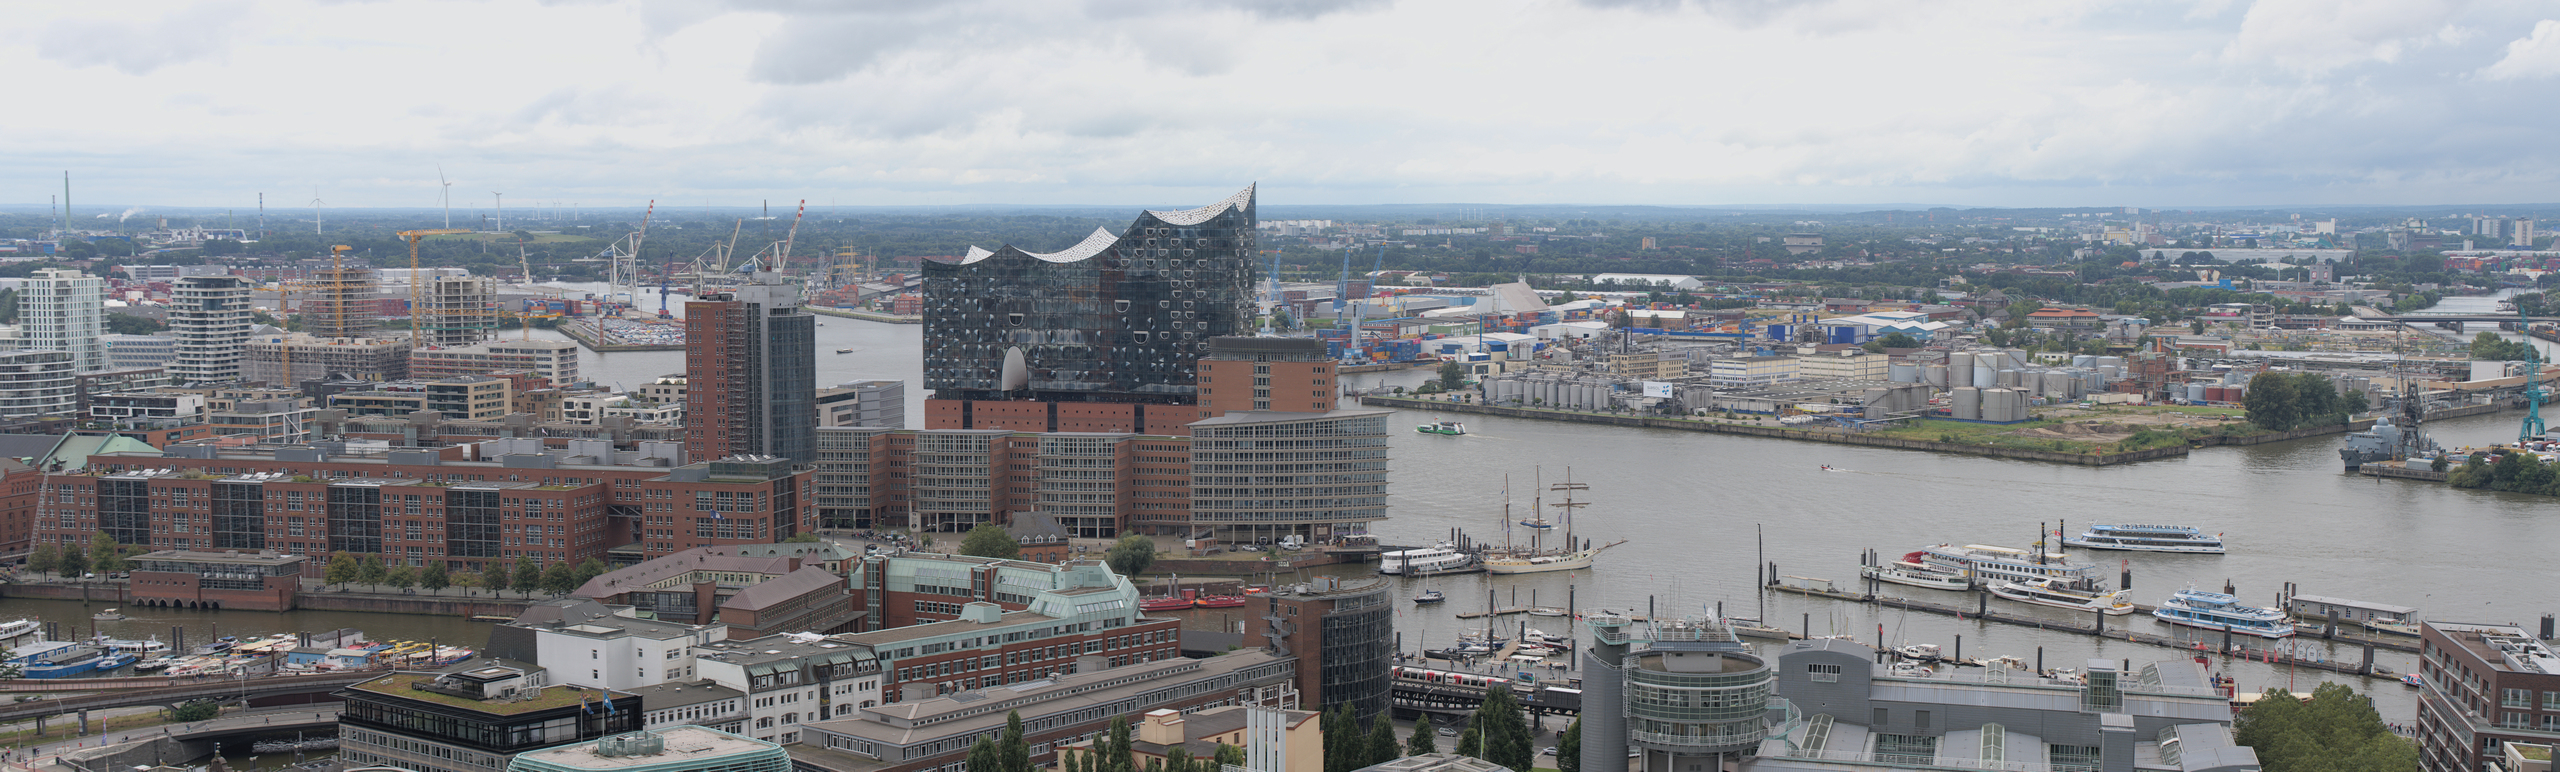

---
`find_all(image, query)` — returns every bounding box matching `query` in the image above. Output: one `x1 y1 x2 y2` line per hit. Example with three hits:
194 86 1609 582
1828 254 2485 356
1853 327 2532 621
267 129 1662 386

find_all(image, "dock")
1767 583 2414 678
1455 606 1534 619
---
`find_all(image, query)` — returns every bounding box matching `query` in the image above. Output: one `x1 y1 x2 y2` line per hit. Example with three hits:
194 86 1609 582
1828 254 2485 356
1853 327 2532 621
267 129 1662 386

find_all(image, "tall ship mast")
1482 467 1624 575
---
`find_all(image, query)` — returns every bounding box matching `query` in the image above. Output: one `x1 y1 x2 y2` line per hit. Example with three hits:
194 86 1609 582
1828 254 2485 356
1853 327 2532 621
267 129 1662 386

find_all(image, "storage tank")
2072 355 2096 368
1997 369 2020 387
1951 387 1982 420
2098 365 2120 381
1950 353 1976 386
2081 369 2104 392
1923 364 1948 388
1889 363 1917 383
2186 383 2207 403
2097 356 2124 369
1975 364 1999 387
1985 389 2024 422
2042 371 2072 398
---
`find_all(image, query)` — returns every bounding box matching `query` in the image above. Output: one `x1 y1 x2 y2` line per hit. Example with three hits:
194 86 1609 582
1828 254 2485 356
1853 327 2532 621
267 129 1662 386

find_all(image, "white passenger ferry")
1377 544 1475 575
1917 543 2106 591
2152 587 2294 639
1862 558 1969 591
1988 578 2136 615
2062 524 2226 554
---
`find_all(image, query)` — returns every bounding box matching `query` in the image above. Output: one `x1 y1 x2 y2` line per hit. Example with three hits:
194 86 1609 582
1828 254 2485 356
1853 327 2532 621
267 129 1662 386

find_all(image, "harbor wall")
0 582 126 602
2358 464 2452 482
293 593 531 618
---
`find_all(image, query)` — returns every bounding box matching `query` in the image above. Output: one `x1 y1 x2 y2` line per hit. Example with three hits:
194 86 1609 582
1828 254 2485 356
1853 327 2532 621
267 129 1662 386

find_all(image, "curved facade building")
1583 616 1776 772
0 350 76 418
923 185 1259 405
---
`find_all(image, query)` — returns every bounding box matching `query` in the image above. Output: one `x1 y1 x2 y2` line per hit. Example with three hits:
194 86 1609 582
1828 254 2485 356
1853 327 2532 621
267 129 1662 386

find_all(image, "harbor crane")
2524 303 2546 441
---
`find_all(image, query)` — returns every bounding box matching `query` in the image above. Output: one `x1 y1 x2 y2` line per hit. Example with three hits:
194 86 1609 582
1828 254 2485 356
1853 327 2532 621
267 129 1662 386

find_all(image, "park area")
1871 404 2262 454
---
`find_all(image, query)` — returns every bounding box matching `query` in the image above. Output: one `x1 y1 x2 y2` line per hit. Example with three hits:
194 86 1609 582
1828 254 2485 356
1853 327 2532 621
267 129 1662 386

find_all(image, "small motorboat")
2402 673 2425 688
1193 595 1248 609
133 656 179 672
1889 661 1934 677
1522 628 1571 647
836 348 855 354
1413 590 1447 604
1895 643 1944 662
92 608 125 621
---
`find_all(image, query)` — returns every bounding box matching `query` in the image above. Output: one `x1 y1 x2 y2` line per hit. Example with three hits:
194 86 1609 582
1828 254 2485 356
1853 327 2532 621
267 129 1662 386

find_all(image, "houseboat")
2153 587 2294 639
15 642 107 679
2285 594 2420 636
2062 524 2226 554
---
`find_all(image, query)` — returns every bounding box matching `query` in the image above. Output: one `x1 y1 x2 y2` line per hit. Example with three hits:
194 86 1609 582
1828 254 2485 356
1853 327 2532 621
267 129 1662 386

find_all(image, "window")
1872 708 1888 726
1806 663 1841 683
1914 710 1931 730
2505 688 2534 708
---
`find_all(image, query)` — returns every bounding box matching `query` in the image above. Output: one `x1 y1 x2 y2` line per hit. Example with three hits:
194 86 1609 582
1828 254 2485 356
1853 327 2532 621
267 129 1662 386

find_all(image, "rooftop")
1189 408 1390 427
2431 621 2560 675
723 567 851 612
693 633 878 668
511 727 779 771
346 672 607 716
1351 754 1516 772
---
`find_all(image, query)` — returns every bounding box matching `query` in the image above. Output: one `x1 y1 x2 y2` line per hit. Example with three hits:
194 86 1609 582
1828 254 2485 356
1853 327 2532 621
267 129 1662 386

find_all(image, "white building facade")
23 269 103 371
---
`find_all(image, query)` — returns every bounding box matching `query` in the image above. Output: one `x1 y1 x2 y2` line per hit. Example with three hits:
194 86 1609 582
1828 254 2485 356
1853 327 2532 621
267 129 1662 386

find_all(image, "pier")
1763 583 2414 678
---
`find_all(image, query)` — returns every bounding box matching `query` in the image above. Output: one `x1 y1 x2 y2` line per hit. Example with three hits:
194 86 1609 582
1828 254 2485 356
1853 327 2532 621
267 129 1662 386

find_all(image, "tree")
540 562 577 595
385 565 416 592
512 557 542 597
90 532 125 573
783 533 823 543
1875 331 1921 349
1438 360 1467 391
420 562 451 592
480 561 510 597
356 554 388 588
1105 534 1156 577
2242 372 2300 430
1001 711 1030 772
1211 744 1244 771
959 524 1022 560
1556 719 1581 772
575 558 610 586
2235 683 2416 772
967 736 1002 772
1364 716 1399 766
27 544 57 575
59 544 86 578
1453 725 1480 760
172 701 221 722
1105 716 1135 772
104 315 166 335
1469 686 1534 771
1406 719 1437 756
1324 705 1356 772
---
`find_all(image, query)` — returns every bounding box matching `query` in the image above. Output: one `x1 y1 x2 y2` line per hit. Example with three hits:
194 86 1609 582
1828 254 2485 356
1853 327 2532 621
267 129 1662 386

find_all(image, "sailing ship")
1481 469 1622 575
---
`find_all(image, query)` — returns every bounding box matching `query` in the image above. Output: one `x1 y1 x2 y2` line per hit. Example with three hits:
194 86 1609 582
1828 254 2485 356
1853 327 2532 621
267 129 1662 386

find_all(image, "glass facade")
912 431 1002 532
97 478 152 546
328 485 384 554
1189 410 1389 543
1627 649 1774 753
922 185 1259 403
212 481 265 550
1318 583 1394 725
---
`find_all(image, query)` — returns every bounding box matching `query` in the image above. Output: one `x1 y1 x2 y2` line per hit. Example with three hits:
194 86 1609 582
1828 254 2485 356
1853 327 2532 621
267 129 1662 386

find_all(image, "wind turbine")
437 164 453 228
312 188 324 235
493 192 504 232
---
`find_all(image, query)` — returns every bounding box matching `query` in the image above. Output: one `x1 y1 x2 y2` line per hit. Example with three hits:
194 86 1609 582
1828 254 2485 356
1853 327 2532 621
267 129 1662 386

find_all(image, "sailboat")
1482 468 1624 575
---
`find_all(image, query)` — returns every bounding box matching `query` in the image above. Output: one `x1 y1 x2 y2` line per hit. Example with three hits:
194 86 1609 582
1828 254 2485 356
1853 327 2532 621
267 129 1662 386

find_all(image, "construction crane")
398 229 473 349
775 199 806 275
2524 303 2546 441
657 255 683 319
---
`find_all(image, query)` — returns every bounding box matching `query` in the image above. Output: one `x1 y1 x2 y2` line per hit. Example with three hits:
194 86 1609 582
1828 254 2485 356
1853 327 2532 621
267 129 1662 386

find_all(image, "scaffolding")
418 275 499 348
305 246 380 339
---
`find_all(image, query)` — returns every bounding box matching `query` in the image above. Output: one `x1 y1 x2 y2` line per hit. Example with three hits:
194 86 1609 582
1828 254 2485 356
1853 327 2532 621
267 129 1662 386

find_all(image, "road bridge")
0 672 374 725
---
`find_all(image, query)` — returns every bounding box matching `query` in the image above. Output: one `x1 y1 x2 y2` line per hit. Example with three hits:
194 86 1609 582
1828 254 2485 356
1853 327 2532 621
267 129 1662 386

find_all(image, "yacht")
1862 557 1970 591
2062 524 2226 554
1378 544 1476 575
0 618 42 649
1895 643 1944 662
2152 587 2295 639
1412 590 1447 605
99 637 171 657
1989 578 2136 615
1918 543 2106 591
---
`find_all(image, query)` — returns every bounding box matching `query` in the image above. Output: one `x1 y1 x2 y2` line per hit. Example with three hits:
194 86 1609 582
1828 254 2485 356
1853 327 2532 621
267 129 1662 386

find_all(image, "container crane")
2524 303 2545 442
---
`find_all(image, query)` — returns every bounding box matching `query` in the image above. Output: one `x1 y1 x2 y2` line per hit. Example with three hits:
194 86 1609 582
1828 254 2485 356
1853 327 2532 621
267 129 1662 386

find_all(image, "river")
15 290 2543 727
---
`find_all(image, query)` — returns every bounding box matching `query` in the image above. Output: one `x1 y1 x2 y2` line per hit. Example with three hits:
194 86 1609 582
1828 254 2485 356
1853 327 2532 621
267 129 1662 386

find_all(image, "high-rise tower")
168 275 254 384
684 274 817 465
23 268 103 371
921 185 1259 432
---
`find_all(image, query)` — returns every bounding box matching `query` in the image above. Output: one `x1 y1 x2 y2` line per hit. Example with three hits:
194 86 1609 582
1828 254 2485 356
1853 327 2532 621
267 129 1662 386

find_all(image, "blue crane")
2524 304 2545 441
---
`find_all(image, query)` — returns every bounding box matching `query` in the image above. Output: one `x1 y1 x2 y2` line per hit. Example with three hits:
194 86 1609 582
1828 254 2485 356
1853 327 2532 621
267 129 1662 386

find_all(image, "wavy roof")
955 184 1256 264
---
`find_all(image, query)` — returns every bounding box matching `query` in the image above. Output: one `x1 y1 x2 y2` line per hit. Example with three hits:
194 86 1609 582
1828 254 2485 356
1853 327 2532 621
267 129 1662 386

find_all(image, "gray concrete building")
817 380 905 429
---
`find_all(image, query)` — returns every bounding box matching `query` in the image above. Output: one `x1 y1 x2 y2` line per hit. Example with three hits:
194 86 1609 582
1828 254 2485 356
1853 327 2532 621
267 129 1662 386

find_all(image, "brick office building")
2417 621 2560 772
36 440 811 572
127 549 307 611
686 276 817 466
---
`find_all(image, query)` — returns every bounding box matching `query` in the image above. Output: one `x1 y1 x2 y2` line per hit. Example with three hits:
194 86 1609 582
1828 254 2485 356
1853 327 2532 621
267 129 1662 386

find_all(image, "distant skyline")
15 0 2560 210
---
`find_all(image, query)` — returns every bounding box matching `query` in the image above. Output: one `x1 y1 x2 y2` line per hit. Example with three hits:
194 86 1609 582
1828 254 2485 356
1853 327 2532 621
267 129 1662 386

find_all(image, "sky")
13 0 2560 211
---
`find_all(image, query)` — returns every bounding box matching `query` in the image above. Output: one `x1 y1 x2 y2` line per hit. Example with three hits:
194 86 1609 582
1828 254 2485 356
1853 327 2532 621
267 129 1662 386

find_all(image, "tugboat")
1416 421 1467 436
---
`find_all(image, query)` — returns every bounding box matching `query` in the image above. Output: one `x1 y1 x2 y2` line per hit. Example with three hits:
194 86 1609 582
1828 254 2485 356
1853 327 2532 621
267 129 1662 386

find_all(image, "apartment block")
2418 621 2560 772
411 340 582 384
245 333 411 386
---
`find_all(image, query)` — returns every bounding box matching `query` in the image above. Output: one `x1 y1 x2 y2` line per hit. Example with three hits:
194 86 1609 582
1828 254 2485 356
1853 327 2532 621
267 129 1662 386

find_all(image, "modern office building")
339 663 642 772
169 275 255 384
0 350 78 419
102 335 176 371
922 185 1260 433
22 269 103 371
686 275 817 466
816 380 905 429
507 727 789 772
2417 621 2560 772
1187 409 1388 545
412 340 582 384
420 275 501 348
1239 575 1392 724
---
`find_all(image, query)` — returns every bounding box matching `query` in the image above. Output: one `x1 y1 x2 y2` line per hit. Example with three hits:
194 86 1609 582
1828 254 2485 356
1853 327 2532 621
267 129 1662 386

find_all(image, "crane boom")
776 199 806 275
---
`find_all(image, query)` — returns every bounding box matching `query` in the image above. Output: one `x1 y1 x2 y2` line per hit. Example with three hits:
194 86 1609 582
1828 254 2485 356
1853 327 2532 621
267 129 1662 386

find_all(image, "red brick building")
128 548 305 611
35 441 811 574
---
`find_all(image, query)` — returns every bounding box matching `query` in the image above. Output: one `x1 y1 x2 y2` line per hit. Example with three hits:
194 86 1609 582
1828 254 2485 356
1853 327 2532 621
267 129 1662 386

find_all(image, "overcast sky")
14 0 2560 211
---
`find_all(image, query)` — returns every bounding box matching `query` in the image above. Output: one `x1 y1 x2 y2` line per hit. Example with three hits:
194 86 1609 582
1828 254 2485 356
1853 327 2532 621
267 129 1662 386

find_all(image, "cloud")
2479 19 2560 80
2222 0 2473 76
37 2 250 76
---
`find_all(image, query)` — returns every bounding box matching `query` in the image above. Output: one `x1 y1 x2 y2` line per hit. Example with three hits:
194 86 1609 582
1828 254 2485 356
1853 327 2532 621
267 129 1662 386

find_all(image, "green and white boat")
1417 421 1467 436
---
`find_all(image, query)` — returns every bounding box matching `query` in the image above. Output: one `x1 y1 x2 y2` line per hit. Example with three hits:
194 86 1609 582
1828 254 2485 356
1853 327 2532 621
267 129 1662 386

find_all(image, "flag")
713 512 723 520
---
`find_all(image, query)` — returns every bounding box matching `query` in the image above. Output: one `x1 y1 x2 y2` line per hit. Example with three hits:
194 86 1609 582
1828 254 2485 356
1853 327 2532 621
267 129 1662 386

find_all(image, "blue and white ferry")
2152 587 2294 639
2063 524 2226 554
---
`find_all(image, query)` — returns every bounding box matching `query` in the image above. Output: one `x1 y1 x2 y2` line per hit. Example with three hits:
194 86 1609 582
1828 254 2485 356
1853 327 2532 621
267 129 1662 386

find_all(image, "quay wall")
808 307 922 325
293 593 531 617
